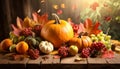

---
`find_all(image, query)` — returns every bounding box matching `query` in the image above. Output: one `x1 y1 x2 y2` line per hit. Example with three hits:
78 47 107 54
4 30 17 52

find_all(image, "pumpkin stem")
78 32 88 37
52 13 60 24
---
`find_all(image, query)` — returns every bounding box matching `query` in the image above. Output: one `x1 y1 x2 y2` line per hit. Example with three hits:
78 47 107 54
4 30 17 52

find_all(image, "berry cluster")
58 46 69 57
81 42 107 58
33 25 42 36
28 49 40 59
81 48 91 58
91 42 105 51
20 27 33 37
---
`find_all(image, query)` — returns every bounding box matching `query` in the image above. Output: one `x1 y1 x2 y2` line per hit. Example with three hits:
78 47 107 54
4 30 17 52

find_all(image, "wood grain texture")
26 57 41 69
0 53 120 69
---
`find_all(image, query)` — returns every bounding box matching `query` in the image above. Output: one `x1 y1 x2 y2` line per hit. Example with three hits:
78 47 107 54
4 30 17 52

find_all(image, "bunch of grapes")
81 48 91 58
33 25 42 36
28 49 40 59
90 32 112 50
58 46 69 57
90 42 106 57
20 27 33 37
91 42 105 51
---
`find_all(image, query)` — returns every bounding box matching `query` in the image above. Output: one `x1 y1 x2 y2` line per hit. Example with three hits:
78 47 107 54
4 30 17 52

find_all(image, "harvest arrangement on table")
0 12 119 60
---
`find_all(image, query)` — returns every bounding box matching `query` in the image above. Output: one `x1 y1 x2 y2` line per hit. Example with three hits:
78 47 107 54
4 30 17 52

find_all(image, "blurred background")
0 0 120 41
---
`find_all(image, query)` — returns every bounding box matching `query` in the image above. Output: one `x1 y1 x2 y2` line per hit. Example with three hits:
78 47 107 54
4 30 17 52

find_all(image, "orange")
16 41 29 54
0 39 13 51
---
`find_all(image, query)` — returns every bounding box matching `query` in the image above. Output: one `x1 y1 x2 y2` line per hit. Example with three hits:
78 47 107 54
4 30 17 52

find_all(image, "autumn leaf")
11 24 21 37
32 12 48 26
90 2 99 10
11 17 24 36
69 18 101 37
57 9 63 15
83 18 101 35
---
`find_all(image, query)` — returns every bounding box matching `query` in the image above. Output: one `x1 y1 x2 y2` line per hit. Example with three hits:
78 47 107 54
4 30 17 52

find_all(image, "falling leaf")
53 4 58 9
61 3 65 8
72 4 77 10
103 3 108 7
41 0 45 3
104 16 111 22
90 2 99 10
57 9 63 15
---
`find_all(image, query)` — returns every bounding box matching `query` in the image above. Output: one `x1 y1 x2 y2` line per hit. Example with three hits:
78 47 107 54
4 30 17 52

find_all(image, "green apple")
9 44 16 52
69 45 78 56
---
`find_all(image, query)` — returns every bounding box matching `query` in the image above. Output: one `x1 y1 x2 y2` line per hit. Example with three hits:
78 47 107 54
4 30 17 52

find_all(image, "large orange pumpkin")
41 13 74 48
69 36 92 51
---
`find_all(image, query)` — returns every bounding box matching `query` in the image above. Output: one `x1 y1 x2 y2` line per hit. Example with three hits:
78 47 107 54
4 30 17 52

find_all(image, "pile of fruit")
0 12 115 59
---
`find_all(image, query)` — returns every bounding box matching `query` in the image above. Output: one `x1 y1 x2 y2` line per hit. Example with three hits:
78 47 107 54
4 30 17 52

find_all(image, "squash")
16 41 29 54
69 35 92 51
39 41 54 54
41 13 74 48
24 36 37 47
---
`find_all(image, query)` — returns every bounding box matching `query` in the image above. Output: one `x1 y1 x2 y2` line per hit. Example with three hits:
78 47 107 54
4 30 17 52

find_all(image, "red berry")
91 42 105 51
20 27 33 37
28 49 40 59
58 46 69 57
33 25 42 36
81 48 90 58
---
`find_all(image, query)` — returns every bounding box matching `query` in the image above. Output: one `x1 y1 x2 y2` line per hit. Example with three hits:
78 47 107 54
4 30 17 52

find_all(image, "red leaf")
101 50 114 58
104 16 111 21
11 24 21 36
57 9 63 15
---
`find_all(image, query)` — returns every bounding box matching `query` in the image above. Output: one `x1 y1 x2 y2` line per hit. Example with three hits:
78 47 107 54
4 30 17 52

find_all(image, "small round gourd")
39 41 54 54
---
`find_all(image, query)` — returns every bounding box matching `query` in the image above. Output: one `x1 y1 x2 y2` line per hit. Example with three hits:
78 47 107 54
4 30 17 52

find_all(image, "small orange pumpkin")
16 41 29 54
41 13 74 48
69 35 92 51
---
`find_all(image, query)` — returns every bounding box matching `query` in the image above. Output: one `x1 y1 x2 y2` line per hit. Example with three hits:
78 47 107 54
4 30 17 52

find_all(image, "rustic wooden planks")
26 57 41 69
105 53 120 69
0 53 120 69
61 55 87 69
40 55 60 69
8 58 29 69
87 58 108 69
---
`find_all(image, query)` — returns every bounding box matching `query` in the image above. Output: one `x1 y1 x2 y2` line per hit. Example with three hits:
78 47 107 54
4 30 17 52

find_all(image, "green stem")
52 13 60 24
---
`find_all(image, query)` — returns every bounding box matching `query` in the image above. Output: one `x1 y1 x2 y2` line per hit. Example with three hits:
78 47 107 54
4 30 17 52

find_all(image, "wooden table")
0 53 120 69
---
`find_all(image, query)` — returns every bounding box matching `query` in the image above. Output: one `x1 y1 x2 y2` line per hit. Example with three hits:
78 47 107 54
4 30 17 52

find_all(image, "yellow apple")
69 45 78 56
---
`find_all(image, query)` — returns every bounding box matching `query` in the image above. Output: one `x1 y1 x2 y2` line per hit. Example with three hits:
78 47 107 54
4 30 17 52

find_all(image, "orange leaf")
32 12 48 26
83 18 101 35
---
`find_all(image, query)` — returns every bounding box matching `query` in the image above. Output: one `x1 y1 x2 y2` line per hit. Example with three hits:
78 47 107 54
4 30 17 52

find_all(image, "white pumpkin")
39 41 54 54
